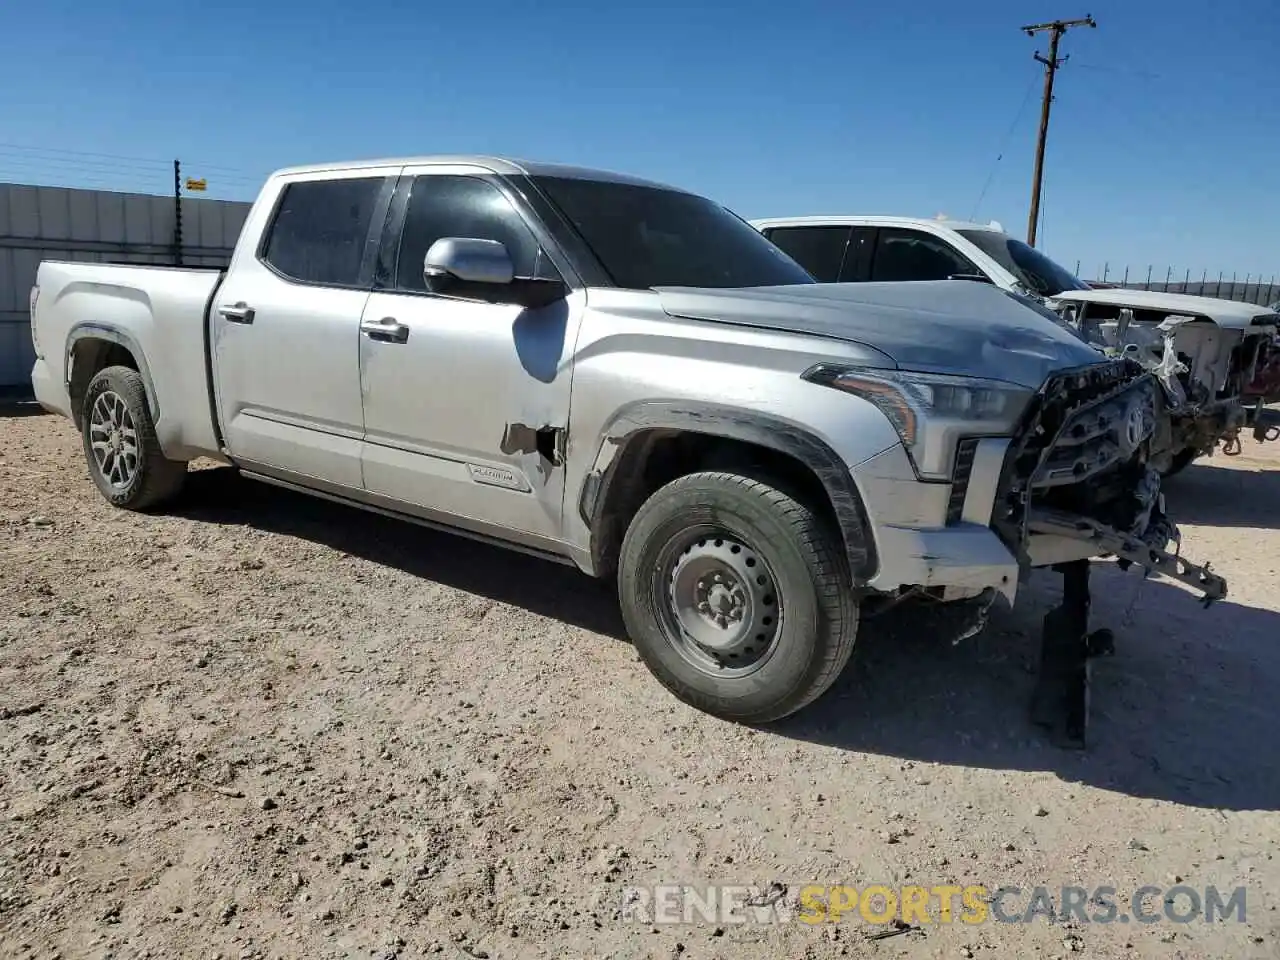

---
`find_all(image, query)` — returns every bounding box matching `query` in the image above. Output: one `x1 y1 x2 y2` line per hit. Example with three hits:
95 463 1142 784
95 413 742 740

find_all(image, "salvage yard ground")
1 405 1277 960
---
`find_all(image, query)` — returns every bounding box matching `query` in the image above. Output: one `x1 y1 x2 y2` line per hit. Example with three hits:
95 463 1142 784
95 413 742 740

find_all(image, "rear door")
210 169 397 487
760 225 851 282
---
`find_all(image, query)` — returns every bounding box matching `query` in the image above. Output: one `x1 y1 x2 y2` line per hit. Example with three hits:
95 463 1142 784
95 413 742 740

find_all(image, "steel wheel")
658 527 784 678
88 389 139 491
618 471 860 723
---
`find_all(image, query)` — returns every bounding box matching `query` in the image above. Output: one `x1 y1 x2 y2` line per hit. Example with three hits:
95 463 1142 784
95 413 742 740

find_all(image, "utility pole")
1022 14 1096 247
173 159 184 268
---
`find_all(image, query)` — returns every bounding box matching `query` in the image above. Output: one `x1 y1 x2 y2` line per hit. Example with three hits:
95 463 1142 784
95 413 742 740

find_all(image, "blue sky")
2 0 1276 281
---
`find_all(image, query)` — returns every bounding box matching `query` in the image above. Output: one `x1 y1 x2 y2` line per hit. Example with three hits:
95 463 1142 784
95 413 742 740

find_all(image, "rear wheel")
618 471 858 724
81 365 187 510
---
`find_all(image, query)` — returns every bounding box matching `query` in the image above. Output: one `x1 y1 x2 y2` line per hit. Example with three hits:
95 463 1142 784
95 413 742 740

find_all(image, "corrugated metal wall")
0 183 251 390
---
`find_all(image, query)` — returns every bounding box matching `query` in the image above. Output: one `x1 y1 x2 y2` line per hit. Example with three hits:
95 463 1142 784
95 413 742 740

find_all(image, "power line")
0 141 268 179
0 141 171 168
0 150 260 183
969 75 1040 221
1021 14 1097 247
0 163 259 197
1069 61 1163 81
0 172 133 191
0 151 173 175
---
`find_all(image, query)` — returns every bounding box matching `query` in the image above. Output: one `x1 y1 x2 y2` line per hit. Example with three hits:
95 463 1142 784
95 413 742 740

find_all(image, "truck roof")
268 155 687 193
750 215 1006 233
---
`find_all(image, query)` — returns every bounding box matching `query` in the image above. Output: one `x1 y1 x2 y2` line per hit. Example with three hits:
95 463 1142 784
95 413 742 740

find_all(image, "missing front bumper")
1027 507 1226 606
995 358 1229 606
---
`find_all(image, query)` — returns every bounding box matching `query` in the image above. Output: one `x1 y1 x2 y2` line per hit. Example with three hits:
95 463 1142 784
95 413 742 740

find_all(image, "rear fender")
66 323 160 422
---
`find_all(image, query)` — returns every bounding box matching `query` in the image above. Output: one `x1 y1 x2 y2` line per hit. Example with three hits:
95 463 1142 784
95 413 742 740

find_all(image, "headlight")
802 364 1033 479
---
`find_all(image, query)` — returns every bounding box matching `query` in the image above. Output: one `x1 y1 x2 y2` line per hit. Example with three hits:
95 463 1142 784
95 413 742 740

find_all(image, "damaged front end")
1065 305 1276 467
992 356 1226 605
990 357 1228 747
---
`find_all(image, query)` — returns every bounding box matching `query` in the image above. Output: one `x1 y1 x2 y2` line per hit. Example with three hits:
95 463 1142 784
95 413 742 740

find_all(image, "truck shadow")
776 566 1280 812
176 465 1279 813
175 465 627 639
0 400 45 418
1159 458 1280 530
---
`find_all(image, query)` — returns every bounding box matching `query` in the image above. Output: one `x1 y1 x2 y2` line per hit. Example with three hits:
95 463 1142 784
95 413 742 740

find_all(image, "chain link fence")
1073 262 1279 306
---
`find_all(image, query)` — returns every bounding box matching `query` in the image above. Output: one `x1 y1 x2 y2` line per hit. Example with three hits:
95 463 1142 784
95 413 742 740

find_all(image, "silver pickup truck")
28 156 1225 739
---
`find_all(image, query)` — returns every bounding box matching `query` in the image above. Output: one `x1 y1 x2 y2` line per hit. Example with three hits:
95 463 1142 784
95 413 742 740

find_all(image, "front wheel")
81 365 187 510
618 471 859 724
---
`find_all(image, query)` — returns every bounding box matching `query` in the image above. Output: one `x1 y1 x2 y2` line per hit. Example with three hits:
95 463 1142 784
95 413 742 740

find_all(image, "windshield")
956 230 1091 298
530 176 815 290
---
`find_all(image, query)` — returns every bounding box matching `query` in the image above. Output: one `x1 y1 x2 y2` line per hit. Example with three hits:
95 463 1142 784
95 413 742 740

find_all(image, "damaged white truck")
1048 288 1279 474
29 157 1226 747
753 215 1280 475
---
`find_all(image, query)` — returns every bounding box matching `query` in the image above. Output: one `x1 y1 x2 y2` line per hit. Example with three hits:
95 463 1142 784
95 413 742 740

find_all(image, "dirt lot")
1 406 1278 960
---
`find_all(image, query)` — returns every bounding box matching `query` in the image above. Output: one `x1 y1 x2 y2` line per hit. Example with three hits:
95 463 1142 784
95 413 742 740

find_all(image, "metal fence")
1073 262 1279 306
0 181 251 389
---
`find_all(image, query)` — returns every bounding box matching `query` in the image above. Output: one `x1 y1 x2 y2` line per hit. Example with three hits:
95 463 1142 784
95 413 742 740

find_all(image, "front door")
357 168 580 544
211 170 396 487
866 227 983 283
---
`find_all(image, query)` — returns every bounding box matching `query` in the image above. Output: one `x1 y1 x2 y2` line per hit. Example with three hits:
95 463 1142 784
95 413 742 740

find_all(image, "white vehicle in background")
751 215 1279 474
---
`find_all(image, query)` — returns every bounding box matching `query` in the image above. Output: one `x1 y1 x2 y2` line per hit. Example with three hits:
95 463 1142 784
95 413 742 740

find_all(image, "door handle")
218 302 255 324
360 317 410 344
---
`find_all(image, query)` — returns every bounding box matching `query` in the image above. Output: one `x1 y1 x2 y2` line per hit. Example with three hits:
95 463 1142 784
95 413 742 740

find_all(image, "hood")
654 279 1106 389
1052 288 1279 331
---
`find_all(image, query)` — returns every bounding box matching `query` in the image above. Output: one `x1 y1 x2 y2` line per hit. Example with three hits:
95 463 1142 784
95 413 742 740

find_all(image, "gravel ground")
1 405 1278 960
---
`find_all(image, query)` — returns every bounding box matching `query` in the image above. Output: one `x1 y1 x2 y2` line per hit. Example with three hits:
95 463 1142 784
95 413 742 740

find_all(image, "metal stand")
1029 560 1115 749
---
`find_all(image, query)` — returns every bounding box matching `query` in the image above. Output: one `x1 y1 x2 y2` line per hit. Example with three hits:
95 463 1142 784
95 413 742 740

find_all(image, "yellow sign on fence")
185 178 207 192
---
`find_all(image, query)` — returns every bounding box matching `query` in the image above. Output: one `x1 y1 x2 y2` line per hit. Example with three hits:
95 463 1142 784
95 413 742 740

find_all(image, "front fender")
577 399 879 583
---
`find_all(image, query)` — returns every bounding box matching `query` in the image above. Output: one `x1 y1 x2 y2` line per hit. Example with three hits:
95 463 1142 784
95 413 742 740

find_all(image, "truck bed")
29 260 226 461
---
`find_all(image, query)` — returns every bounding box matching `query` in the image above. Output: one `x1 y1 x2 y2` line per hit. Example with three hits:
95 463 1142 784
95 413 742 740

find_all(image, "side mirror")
422 236 568 309
424 237 514 287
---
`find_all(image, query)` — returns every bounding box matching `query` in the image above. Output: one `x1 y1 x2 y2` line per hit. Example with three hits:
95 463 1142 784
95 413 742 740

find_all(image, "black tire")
618 471 859 724
1161 447 1199 478
80 365 187 510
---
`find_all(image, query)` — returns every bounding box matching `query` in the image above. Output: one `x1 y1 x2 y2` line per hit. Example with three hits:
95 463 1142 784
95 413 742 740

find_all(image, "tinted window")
395 176 541 292
764 226 850 282
870 228 979 282
262 177 384 286
530 176 814 290
838 226 875 282
956 229 1091 297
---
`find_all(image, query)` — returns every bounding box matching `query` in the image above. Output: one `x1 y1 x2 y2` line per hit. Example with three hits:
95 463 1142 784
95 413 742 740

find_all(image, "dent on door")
499 421 565 478
356 291 576 541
